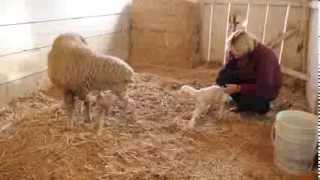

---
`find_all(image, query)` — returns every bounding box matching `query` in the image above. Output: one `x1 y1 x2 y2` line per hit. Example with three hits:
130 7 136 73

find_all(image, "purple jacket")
226 43 282 100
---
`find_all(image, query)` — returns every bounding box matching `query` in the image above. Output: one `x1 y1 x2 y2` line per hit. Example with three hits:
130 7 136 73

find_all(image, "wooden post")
223 1 231 64
207 3 215 62
245 3 250 31
279 4 291 64
300 4 310 74
262 2 270 43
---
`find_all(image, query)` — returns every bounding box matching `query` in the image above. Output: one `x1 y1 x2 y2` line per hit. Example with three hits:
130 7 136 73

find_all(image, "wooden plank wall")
0 0 132 106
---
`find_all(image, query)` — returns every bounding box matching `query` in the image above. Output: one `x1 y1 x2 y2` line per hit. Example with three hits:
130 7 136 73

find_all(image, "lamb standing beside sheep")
47 33 135 125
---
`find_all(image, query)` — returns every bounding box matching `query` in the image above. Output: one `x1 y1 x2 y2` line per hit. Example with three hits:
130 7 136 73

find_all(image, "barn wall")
0 0 132 106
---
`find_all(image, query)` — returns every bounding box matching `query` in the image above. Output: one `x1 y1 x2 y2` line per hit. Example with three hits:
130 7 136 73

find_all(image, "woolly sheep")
47 32 134 123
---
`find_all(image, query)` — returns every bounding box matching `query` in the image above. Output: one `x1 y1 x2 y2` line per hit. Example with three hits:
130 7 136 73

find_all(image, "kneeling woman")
216 30 282 114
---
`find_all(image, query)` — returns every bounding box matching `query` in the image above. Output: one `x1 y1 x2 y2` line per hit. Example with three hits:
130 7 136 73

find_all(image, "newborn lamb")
179 84 229 128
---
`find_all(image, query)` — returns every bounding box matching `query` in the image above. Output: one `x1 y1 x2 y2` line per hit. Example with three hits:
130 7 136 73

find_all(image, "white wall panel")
0 32 129 85
0 14 129 56
0 0 131 25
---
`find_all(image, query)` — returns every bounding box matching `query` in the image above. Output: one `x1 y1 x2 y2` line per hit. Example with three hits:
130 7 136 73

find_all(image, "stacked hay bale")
130 0 200 68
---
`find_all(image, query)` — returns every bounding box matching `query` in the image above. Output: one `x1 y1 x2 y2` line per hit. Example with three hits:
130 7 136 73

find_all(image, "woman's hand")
223 84 241 94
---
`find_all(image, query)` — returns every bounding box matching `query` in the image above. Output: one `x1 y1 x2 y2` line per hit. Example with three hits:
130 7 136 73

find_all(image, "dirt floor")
0 63 315 180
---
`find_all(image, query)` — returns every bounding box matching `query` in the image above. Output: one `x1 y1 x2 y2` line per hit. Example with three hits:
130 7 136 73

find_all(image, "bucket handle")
271 124 276 145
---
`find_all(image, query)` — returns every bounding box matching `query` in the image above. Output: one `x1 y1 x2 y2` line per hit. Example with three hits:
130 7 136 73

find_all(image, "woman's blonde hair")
227 30 256 56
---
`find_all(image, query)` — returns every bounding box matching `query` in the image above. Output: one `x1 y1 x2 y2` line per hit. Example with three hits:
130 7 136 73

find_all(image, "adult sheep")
48 32 134 124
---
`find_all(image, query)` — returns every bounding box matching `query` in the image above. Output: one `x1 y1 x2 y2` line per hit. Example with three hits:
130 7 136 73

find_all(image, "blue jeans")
231 93 270 114
216 68 270 114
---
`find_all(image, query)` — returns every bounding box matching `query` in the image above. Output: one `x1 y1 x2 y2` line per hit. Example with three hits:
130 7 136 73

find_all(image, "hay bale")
130 0 201 68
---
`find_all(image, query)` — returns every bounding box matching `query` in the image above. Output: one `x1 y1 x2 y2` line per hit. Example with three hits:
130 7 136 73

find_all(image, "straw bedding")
0 65 308 180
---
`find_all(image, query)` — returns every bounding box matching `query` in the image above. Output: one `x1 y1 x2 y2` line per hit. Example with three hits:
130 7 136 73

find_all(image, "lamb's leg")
218 95 228 120
122 95 136 121
97 112 105 136
114 88 136 121
113 85 128 107
79 90 91 123
188 102 208 128
63 90 75 128
96 93 110 136
218 104 225 120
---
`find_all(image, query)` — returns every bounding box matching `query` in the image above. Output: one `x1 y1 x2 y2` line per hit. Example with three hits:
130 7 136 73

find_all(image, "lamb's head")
207 85 229 103
179 85 197 97
87 91 118 112
96 91 118 111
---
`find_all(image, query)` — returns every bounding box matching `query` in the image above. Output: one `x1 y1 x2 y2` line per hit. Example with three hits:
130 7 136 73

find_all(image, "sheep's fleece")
47 32 134 122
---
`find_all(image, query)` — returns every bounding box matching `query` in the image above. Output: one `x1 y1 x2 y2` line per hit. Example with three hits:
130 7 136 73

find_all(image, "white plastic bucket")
272 110 317 174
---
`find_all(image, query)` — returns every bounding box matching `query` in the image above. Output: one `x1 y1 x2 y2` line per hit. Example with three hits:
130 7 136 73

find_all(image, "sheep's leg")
97 113 105 136
97 108 106 136
63 90 75 128
83 99 91 123
96 104 105 136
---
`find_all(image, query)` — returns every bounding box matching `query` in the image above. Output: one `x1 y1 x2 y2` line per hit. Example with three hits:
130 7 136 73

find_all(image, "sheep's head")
53 33 88 47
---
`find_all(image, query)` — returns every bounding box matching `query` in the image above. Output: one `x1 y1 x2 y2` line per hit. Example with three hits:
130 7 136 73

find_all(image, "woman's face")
230 46 243 59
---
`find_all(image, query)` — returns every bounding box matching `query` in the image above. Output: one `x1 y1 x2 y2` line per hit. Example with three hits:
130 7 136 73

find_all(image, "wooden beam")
262 2 270 43
207 4 215 62
281 66 309 81
202 0 302 7
223 1 232 65
279 4 291 64
245 3 250 31
266 28 299 48
300 4 310 74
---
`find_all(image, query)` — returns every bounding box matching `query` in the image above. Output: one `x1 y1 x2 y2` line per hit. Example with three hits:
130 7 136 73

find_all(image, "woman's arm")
255 48 281 100
240 84 256 95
